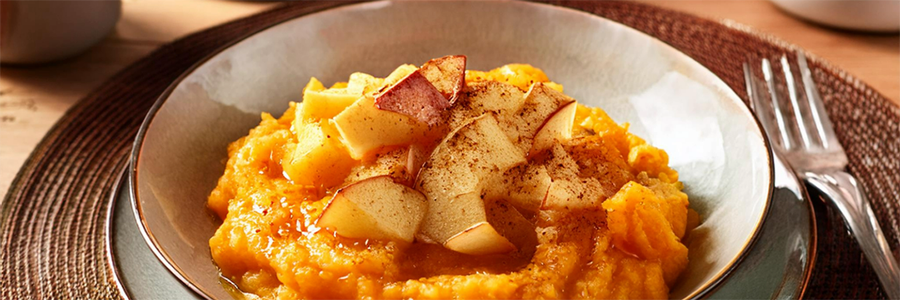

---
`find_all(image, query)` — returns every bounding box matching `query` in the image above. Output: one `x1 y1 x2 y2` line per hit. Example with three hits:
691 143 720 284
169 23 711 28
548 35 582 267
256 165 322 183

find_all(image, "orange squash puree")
208 65 692 299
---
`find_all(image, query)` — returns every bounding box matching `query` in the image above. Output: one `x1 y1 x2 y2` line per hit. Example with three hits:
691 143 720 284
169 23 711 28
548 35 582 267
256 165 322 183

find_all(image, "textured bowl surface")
131 1 772 299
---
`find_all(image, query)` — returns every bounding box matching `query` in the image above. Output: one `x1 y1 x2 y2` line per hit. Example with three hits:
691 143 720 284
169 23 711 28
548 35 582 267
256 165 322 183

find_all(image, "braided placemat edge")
1 1 897 299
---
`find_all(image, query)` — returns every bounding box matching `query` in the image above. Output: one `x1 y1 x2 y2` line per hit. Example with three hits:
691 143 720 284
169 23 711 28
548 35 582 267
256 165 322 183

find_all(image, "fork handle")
806 171 900 299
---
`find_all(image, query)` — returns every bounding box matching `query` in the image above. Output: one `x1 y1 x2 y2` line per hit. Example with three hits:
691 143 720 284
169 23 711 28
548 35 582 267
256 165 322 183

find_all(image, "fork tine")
797 51 843 151
743 63 758 112
761 58 796 150
780 55 814 149
745 61 784 151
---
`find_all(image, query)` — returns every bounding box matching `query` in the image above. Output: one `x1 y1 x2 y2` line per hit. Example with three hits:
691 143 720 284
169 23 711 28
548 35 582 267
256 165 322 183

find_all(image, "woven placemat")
1 1 897 299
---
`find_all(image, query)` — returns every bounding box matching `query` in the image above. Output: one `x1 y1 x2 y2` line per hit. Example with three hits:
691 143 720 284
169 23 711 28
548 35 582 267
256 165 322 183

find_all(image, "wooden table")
1 0 897 198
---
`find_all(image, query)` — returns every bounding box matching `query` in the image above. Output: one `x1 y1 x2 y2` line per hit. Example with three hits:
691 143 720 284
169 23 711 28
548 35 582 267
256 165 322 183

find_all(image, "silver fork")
744 51 900 299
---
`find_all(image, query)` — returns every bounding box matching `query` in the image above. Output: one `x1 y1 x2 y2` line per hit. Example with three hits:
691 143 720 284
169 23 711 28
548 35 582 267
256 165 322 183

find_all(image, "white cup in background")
770 0 900 32
0 0 121 65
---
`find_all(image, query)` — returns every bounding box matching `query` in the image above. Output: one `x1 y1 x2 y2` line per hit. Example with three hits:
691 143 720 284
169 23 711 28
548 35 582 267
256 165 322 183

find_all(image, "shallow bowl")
131 1 773 299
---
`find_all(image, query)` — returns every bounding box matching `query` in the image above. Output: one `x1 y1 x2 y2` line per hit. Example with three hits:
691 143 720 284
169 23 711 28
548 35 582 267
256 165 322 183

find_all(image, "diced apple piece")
538 144 597 210
541 179 583 210
529 102 577 156
375 70 450 126
484 198 537 254
483 163 551 213
444 221 516 255
416 114 527 203
414 192 488 245
380 64 419 88
316 176 427 243
419 55 466 102
342 147 411 187
520 83 575 126
538 139 634 210
298 77 362 120
416 114 526 245
282 120 355 187
509 82 575 151
305 76 326 91
347 72 385 96
540 177 612 210
406 143 429 180
447 80 525 133
333 97 430 159
562 136 635 197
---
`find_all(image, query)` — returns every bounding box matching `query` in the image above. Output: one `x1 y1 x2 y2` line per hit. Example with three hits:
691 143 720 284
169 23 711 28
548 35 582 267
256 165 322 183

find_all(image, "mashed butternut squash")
208 62 692 299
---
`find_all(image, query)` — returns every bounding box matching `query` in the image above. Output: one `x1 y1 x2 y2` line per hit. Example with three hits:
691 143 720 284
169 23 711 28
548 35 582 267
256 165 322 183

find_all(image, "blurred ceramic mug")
770 0 900 32
0 0 121 64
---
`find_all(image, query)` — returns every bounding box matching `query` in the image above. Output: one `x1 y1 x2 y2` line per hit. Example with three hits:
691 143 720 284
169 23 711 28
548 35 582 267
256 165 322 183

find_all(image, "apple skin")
483 198 537 254
511 82 575 151
447 81 574 153
442 196 537 256
419 55 467 103
341 147 411 188
444 221 517 255
406 143 430 181
529 101 578 157
316 175 428 243
375 70 450 127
